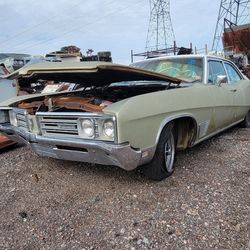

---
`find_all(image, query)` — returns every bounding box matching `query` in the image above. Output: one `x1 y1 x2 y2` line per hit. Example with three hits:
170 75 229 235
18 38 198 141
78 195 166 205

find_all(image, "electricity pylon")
212 0 250 52
145 0 175 51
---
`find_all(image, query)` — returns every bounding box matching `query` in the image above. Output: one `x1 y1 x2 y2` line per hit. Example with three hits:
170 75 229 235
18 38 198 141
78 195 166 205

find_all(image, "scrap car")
0 55 249 180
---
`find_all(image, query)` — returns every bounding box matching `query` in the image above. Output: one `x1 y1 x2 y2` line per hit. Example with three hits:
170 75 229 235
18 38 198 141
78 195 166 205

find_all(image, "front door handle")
230 89 237 92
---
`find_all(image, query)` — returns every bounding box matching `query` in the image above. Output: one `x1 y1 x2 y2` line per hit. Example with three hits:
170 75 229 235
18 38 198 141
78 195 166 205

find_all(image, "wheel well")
172 117 197 150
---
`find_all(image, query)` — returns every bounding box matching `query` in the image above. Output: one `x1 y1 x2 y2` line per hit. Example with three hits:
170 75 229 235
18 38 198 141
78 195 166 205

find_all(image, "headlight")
9 110 18 126
102 120 114 139
77 116 116 141
0 110 10 124
79 119 95 138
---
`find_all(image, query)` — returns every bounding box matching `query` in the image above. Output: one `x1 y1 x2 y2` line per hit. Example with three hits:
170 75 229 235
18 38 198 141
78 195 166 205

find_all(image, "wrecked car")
0 55 250 180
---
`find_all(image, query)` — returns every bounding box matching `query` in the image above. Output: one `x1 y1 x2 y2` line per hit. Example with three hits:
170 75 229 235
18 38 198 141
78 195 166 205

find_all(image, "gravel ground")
0 127 249 249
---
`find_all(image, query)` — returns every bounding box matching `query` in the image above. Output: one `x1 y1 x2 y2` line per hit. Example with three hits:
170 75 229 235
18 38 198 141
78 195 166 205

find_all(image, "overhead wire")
0 0 119 50
238 1 250 24
0 0 86 46
8 0 145 53
0 1 42 23
1 0 122 52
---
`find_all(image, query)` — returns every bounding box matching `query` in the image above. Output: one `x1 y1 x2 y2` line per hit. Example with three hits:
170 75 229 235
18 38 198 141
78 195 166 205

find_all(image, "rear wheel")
143 123 176 181
240 110 250 128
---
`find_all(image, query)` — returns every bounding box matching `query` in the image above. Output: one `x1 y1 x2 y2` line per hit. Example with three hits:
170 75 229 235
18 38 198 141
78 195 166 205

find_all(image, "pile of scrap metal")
0 52 77 95
0 53 33 149
45 45 82 62
0 53 45 95
45 45 112 62
223 23 250 78
82 50 112 62
0 53 38 99
0 53 31 71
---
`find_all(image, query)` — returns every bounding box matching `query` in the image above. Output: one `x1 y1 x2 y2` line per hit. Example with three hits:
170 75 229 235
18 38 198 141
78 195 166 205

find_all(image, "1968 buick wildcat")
0 55 249 180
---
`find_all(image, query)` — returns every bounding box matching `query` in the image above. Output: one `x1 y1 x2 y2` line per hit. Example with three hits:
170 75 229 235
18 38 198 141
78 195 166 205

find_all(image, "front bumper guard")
0 124 143 171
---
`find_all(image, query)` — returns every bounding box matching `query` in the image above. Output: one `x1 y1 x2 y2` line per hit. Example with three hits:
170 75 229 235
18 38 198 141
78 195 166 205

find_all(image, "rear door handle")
230 89 237 92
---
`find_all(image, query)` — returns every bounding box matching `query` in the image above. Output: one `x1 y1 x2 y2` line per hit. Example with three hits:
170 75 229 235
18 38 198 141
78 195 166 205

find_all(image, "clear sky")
0 0 221 64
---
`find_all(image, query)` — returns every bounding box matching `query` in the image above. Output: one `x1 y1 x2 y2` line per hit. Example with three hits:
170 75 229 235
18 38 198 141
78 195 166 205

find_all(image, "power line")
1 0 122 52
0 1 41 23
7 0 145 53
0 0 85 47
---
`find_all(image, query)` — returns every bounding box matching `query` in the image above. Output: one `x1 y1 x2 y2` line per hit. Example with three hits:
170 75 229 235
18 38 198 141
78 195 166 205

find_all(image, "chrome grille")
15 109 29 131
38 115 79 138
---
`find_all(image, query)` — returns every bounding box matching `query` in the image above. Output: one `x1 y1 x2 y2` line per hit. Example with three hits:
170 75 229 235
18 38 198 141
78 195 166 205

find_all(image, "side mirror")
216 75 227 86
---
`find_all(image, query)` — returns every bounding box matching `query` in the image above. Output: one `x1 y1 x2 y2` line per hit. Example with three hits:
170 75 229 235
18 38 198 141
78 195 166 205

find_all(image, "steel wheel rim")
164 133 175 172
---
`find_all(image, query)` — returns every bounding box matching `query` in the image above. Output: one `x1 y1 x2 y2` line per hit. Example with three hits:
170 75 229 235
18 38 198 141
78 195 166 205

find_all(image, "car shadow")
47 126 245 183
0 142 25 154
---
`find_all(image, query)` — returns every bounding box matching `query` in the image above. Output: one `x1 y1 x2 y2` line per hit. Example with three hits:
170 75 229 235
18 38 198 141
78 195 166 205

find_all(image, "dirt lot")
0 127 249 249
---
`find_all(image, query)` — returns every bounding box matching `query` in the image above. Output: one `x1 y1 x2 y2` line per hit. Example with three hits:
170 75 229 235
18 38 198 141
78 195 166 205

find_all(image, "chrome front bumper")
0 124 143 171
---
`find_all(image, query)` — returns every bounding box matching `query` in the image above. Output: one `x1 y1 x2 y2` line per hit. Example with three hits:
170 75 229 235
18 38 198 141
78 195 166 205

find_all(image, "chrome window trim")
223 61 244 84
207 59 228 85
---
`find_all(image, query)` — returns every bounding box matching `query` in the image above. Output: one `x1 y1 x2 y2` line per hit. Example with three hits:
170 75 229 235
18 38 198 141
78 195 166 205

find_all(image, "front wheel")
240 110 250 128
143 123 176 181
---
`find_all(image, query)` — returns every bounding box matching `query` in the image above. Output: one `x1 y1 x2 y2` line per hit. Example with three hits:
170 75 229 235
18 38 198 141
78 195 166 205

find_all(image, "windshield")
132 57 203 83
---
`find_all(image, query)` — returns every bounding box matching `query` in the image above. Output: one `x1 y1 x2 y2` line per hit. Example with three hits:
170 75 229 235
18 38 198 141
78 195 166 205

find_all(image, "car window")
224 63 242 84
208 60 227 85
132 58 203 83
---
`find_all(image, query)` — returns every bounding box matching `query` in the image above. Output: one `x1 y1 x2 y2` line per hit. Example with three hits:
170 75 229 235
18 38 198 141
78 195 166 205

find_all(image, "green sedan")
0 55 249 180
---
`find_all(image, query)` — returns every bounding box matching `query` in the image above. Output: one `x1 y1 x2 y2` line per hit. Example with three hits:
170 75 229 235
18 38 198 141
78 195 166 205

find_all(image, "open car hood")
3 61 181 86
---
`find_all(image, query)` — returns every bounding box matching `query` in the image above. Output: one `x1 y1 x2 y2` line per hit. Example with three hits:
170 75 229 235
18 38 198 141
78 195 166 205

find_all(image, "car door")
207 60 235 130
223 62 247 122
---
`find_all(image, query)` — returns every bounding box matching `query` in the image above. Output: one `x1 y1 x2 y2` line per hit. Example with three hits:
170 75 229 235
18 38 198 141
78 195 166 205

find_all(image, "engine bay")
13 83 182 114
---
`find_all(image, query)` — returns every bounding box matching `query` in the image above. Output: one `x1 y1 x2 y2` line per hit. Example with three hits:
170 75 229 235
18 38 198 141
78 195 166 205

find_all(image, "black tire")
143 123 176 181
240 110 250 128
